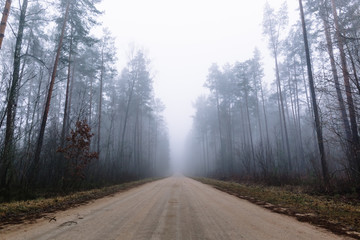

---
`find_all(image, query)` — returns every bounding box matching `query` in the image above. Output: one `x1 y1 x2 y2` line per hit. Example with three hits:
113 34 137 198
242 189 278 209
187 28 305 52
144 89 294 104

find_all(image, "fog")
98 0 299 172
1 0 360 207
1 0 360 208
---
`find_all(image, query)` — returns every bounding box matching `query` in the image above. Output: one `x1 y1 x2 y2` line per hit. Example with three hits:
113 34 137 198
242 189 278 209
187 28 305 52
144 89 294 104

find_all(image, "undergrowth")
0 178 157 226
196 177 360 239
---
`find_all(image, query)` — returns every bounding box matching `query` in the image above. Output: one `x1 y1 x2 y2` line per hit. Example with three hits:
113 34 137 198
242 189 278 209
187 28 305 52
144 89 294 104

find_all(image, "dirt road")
0 177 350 240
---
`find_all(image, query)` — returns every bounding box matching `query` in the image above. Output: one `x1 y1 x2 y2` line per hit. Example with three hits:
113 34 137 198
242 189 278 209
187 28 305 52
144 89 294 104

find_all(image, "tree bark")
299 0 329 185
31 0 71 183
1 0 28 189
215 92 225 175
293 61 305 163
259 78 270 148
331 0 360 176
0 0 11 49
120 70 137 166
61 26 73 147
275 52 292 171
97 46 104 154
244 91 255 172
321 9 351 143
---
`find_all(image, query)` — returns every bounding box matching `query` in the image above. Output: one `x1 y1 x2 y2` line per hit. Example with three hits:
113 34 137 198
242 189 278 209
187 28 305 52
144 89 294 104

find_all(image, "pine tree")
0 0 11 49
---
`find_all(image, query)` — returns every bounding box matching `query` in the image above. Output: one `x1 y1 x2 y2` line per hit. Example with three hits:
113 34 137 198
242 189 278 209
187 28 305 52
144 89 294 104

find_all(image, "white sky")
98 0 299 169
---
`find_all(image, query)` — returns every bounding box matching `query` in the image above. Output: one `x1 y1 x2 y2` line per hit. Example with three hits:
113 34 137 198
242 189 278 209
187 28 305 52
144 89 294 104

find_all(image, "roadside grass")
0 178 158 226
195 177 360 239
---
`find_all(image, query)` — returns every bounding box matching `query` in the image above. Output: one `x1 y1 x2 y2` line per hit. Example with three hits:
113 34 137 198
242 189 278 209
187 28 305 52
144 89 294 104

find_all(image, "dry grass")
0 178 157 226
196 178 360 239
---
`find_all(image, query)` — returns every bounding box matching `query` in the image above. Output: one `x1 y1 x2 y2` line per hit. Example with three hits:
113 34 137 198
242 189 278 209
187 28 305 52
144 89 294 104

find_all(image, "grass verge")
195 177 360 239
0 178 158 227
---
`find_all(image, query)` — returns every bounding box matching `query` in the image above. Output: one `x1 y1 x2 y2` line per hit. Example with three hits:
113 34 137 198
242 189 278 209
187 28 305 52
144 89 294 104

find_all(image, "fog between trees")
185 0 360 188
0 0 170 197
1 0 360 198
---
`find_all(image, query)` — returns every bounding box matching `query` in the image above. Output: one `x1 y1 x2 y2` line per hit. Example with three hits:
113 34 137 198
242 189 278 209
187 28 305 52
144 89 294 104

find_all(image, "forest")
1 0 360 202
1 1 360 238
186 0 360 190
0 0 170 200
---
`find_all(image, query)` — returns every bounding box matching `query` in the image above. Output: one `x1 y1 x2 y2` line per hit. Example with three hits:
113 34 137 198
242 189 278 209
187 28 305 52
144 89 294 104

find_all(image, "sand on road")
0 176 351 240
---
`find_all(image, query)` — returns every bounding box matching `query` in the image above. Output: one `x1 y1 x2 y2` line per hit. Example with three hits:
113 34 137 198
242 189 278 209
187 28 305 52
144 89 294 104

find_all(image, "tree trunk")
253 71 265 151
275 76 285 156
260 78 270 148
0 0 11 49
89 77 93 127
245 92 255 172
98 46 104 154
299 0 329 185
287 66 299 171
215 92 225 175
31 0 71 183
346 45 360 95
293 61 305 164
255 93 264 148
1 0 28 189
23 68 43 182
120 71 137 166
205 130 209 176
226 106 233 175
275 52 292 171
67 59 75 125
331 0 360 176
202 132 206 176
61 26 73 147
321 10 351 143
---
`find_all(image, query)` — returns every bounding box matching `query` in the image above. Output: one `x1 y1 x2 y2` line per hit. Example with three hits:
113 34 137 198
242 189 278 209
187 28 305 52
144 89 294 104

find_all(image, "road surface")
0 176 350 240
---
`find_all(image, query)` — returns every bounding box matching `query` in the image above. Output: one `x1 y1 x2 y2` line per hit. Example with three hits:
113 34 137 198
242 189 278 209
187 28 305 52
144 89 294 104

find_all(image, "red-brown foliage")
57 120 98 180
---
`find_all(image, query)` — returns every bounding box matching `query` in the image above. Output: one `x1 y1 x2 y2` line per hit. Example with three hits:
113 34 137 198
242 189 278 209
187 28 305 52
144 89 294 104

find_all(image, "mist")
2 0 360 237
98 0 299 173
1 0 360 195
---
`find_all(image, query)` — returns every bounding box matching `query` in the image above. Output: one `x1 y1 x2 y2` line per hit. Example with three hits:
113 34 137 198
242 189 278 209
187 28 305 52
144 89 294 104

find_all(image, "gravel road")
0 176 351 240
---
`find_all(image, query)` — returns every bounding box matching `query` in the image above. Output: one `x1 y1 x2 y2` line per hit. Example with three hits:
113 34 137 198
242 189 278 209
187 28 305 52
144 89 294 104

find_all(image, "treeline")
186 0 360 188
0 0 170 198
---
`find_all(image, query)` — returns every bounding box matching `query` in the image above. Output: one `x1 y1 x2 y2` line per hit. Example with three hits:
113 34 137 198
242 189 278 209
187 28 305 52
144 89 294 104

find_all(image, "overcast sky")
98 0 299 169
